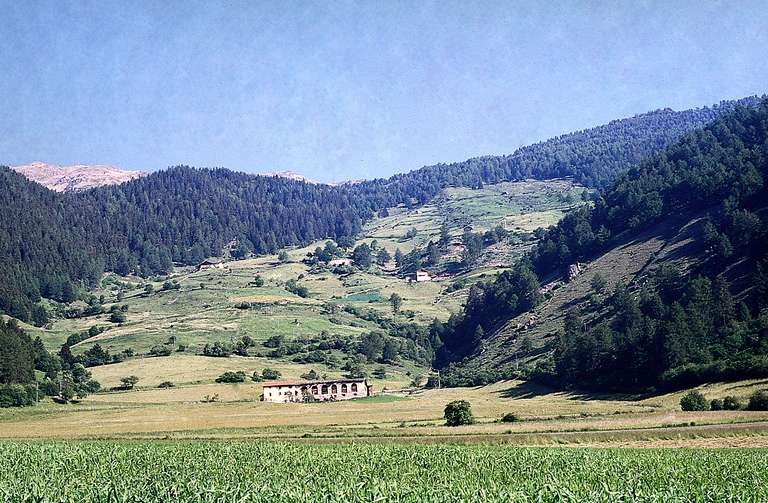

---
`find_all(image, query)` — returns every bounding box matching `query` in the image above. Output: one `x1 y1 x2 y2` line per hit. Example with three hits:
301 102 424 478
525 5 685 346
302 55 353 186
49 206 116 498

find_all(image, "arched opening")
321 385 329 394
341 383 348 394
351 383 358 392
311 386 318 395
330 384 338 394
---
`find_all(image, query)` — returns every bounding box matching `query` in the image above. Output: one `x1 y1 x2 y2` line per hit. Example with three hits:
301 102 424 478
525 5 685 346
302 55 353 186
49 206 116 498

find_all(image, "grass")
3 378 768 443
29 178 587 386
0 442 766 501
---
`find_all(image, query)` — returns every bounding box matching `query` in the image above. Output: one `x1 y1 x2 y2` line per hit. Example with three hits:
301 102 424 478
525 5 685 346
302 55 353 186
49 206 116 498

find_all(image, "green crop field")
0 441 766 502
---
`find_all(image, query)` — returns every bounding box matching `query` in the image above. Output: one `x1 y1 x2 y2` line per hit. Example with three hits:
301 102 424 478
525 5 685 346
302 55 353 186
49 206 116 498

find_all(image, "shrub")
149 345 172 357
680 390 709 411
748 390 768 411
444 400 474 426
39 379 59 397
158 381 174 389
251 372 263 382
215 371 246 383
202 342 232 357
300 369 320 381
120 376 139 390
710 398 723 411
500 413 520 423
0 384 37 408
261 368 282 380
722 395 742 410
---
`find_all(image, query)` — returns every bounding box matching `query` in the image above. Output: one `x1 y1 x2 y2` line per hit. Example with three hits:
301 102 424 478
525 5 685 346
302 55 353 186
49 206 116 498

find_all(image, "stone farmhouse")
408 269 431 282
197 258 224 271
262 378 373 403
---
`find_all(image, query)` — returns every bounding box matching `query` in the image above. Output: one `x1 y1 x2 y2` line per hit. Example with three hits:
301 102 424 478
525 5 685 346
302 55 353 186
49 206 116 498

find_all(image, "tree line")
0 95 761 324
437 99 768 391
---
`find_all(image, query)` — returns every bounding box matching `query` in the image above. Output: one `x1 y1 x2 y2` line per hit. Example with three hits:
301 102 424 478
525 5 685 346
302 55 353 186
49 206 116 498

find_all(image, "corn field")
0 441 766 502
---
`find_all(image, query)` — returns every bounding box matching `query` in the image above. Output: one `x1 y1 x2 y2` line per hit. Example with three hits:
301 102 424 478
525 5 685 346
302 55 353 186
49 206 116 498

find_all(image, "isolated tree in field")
143 284 154 296
377 248 391 266
444 400 474 426
352 244 372 269
120 375 139 390
426 241 440 266
253 275 265 287
439 222 451 248
109 310 126 324
394 248 404 270
590 273 607 294
680 390 708 411
278 250 289 263
389 293 402 314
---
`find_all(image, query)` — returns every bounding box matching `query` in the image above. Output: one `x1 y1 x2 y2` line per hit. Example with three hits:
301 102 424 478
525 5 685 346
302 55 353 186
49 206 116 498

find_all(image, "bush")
39 379 59 397
680 390 709 411
444 400 474 426
215 371 246 383
748 390 768 411
0 384 38 408
261 368 282 380
723 395 742 410
158 381 174 388
710 398 723 411
251 372 263 382
202 342 232 357
500 413 520 423
120 375 139 390
149 345 172 357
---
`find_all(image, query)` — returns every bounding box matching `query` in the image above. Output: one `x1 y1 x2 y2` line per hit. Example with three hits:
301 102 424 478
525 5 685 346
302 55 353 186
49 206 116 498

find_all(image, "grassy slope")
31 179 587 385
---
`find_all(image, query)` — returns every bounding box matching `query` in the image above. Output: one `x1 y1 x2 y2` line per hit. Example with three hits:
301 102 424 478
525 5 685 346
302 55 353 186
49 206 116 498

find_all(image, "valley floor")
3 377 768 448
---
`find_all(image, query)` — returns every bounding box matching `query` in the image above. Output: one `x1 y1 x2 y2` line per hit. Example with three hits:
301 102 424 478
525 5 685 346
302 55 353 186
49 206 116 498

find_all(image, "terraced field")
30 179 588 376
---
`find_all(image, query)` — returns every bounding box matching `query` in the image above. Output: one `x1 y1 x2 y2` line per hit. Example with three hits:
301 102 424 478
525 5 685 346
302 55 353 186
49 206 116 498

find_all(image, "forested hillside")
0 95 761 323
436 100 768 391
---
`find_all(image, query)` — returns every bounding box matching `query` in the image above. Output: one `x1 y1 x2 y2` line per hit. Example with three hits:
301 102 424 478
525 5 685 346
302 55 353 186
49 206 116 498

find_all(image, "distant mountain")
259 170 320 184
11 162 145 192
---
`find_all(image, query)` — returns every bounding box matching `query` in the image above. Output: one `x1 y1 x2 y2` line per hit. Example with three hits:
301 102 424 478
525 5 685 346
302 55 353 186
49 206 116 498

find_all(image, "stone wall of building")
262 379 371 403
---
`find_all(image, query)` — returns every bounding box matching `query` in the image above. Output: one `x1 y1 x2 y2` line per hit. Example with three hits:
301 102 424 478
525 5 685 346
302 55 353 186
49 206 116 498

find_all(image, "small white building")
414 270 432 282
262 378 373 403
328 258 352 267
198 258 224 271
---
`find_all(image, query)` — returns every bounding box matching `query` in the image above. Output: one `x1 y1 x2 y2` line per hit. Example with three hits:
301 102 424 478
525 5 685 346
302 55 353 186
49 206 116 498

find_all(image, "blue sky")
1 1 766 182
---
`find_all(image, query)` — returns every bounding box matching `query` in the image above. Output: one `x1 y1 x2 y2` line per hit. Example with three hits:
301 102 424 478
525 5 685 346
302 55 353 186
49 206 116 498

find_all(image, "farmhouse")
197 258 224 271
414 270 432 282
328 258 352 267
262 378 373 403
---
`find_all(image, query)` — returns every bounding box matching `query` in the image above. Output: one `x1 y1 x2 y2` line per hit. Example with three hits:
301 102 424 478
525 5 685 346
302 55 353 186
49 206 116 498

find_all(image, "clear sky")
1 1 766 182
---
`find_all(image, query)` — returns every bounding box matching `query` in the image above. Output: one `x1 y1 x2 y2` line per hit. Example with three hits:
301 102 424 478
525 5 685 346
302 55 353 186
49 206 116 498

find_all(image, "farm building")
328 258 352 267
197 258 224 271
262 378 373 403
413 270 432 282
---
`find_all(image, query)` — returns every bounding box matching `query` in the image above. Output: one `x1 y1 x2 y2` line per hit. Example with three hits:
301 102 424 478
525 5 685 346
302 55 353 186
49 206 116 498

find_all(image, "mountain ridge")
11 162 146 192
